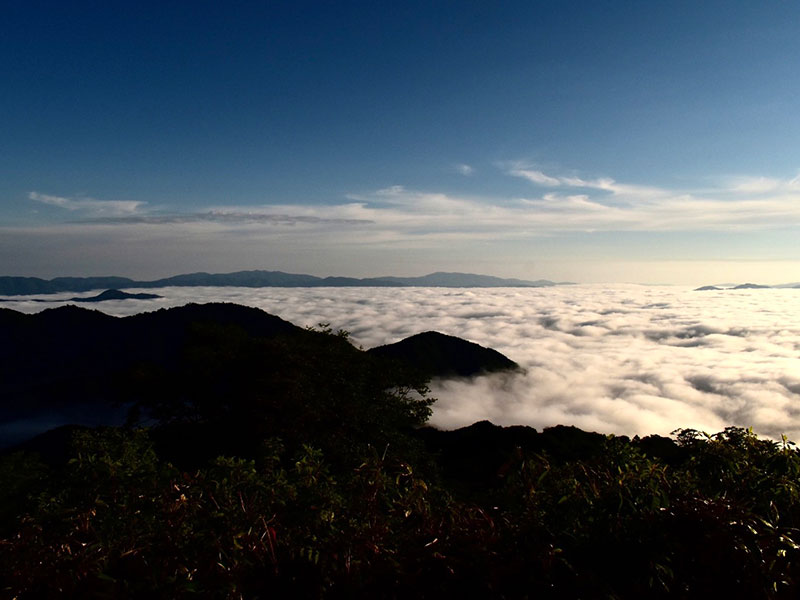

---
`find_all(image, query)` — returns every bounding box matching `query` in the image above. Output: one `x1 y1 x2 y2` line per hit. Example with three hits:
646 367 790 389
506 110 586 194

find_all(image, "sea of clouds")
5 285 800 441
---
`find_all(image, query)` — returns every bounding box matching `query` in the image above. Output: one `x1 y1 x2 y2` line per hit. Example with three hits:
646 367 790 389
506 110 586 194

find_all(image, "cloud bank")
5 285 800 441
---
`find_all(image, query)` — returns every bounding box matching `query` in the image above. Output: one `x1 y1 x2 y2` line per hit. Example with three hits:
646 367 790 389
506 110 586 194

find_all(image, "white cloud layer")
28 167 800 239
29 192 144 217
5 285 800 441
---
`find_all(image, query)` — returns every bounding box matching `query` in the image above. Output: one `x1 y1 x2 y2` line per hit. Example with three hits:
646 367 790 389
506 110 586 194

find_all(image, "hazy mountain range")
0 289 163 303
0 271 566 296
695 282 800 291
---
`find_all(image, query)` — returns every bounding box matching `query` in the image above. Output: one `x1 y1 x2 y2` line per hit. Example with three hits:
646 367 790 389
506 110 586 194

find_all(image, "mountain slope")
0 304 519 448
368 330 520 377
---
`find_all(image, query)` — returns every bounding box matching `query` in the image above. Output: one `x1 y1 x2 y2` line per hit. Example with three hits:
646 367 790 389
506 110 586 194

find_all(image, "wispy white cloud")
29 192 144 217
507 166 561 186
85 210 372 226
502 164 800 231
725 174 800 194
454 163 474 176
339 176 800 235
506 163 669 198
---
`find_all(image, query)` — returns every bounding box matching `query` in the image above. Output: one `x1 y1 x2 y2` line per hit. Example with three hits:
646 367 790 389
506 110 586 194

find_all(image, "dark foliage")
3 424 800 599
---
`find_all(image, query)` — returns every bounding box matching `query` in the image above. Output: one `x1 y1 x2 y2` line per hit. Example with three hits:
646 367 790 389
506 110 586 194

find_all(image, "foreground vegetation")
3 425 800 598
2 314 800 598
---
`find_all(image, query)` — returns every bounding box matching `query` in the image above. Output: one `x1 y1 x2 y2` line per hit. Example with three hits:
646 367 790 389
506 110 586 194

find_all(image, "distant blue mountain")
732 283 771 290
0 289 162 304
0 276 136 295
69 289 162 302
0 270 561 296
695 282 789 291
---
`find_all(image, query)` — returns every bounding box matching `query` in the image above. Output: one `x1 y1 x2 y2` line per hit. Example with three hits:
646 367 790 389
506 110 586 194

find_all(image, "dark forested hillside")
0 303 517 449
368 331 520 377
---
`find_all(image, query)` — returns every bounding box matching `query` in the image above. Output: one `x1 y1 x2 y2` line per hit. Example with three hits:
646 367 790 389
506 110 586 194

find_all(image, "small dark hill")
69 289 162 302
733 283 771 289
0 275 135 295
694 285 722 291
368 331 519 378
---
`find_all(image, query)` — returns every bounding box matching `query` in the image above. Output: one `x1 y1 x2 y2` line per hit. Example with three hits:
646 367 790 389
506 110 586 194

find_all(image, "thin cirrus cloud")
28 192 144 217
343 174 800 236
503 164 800 231
726 174 800 194
506 163 667 198
83 211 373 227
28 192 373 228
454 163 474 176
27 164 800 243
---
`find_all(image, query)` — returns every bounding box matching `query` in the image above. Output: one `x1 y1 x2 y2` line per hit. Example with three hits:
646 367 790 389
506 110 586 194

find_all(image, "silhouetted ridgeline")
368 331 520 378
0 288 162 304
0 302 518 449
0 270 562 296
694 282 800 290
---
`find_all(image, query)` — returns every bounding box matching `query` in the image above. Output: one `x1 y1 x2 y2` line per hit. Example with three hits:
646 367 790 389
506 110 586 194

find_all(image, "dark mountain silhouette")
0 288 162 303
0 303 308 440
733 283 771 289
367 330 520 378
0 303 519 448
694 282 785 291
0 270 560 296
0 276 136 295
69 289 162 302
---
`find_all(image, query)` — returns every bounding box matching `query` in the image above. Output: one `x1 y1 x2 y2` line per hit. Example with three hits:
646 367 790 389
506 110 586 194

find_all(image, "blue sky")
3 1 800 283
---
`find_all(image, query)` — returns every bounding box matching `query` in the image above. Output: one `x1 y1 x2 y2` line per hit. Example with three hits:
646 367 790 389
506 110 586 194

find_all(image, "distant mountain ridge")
0 289 162 304
0 270 563 296
694 282 800 291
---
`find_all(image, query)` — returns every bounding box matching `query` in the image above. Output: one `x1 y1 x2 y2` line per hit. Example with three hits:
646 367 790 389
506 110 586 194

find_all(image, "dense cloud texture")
5 285 800 440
